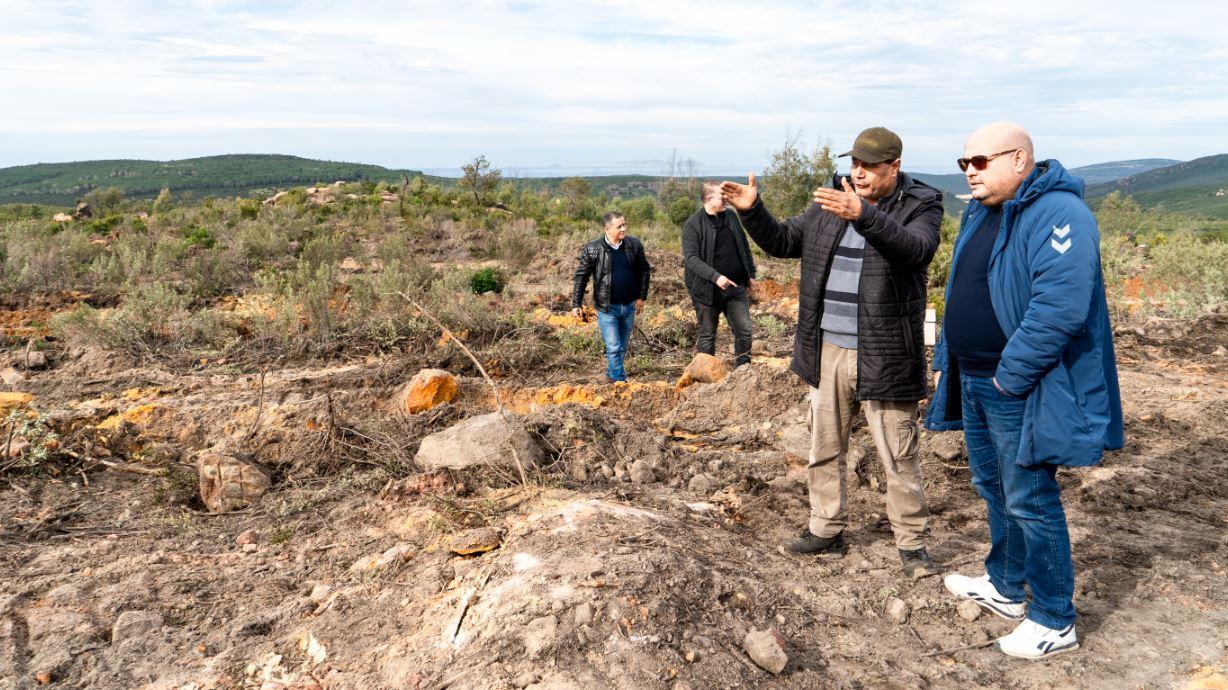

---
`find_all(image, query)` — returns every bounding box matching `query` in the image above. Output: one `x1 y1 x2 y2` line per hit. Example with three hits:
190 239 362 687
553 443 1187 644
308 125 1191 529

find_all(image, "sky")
2 0 1227 175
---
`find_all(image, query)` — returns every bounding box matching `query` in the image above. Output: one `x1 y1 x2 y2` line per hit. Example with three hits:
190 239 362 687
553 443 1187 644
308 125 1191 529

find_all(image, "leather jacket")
571 236 652 311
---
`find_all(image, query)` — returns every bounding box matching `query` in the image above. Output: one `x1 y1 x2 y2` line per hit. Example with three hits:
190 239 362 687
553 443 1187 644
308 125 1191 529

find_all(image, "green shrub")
89 215 122 234
238 200 260 220
469 266 506 294
182 225 215 248
668 197 697 226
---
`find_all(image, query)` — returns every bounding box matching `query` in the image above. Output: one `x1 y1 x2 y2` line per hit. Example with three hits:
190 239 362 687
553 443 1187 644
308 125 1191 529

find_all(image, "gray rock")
743 628 787 674
886 597 910 624
629 458 655 484
523 615 558 658
688 473 715 494
25 350 48 369
957 600 982 621
415 412 543 471
112 610 163 644
573 603 593 626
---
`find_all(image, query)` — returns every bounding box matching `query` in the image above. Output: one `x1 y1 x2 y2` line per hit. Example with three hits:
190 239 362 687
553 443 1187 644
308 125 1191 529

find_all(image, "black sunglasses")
957 149 1019 172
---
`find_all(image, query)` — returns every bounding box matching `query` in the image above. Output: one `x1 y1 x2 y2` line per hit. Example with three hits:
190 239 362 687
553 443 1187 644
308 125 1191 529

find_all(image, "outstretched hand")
720 173 758 211
813 178 862 221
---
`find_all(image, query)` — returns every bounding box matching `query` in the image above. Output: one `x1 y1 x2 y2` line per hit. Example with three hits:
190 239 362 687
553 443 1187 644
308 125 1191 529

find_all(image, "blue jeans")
961 373 1076 629
596 302 636 382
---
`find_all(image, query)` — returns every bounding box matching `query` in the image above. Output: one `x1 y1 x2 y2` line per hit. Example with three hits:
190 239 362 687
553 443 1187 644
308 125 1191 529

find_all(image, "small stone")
676 353 732 389
236 529 259 546
24 351 48 369
743 628 788 674
112 610 164 644
513 672 539 688
309 584 333 602
242 543 258 554
523 615 558 658
196 453 271 513
401 369 458 414
957 600 982 622
688 473 715 494
629 458 655 484
349 543 414 572
1213 345 1227 357
886 597 910 624
574 603 593 626
0 367 24 385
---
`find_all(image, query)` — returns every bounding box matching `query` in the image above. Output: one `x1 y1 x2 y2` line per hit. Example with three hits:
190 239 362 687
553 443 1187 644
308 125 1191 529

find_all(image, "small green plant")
755 314 787 338
238 200 260 220
269 526 295 545
469 266 506 294
182 225 215 248
89 215 122 234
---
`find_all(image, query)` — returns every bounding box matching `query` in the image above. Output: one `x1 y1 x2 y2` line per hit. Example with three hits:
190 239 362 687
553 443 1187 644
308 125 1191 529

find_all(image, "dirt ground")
1 282 1226 689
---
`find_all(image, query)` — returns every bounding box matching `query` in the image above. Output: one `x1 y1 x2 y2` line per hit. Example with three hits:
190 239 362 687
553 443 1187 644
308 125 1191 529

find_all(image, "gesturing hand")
715 275 738 291
720 173 759 211
813 178 862 221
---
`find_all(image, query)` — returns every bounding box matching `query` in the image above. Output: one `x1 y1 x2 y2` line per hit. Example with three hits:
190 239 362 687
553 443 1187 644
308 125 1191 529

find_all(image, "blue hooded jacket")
924 160 1124 467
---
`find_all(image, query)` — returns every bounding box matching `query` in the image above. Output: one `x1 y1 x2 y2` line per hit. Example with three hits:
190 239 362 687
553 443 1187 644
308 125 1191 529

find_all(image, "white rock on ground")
112 610 163 644
886 597 910 624
523 615 558 658
743 628 788 674
415 412 543 471
957 599 982 621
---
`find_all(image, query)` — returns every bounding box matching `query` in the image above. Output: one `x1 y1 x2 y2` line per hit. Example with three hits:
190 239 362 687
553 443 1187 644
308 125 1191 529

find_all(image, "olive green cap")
838 127 903 164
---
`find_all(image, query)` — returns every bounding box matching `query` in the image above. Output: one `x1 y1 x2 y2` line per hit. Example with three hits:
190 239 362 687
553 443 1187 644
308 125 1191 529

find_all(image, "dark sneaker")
780 530 847 558
899 547 939 579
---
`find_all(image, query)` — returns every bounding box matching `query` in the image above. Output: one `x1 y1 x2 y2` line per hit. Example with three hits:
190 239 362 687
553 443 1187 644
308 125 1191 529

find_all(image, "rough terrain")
1 271 1226 689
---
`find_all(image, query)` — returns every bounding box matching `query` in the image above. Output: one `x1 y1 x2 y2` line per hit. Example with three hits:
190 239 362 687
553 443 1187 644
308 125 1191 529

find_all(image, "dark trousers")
693 287 752 366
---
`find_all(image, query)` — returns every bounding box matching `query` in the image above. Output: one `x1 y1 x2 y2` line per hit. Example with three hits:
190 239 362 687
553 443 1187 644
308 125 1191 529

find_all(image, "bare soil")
1 287 1226 689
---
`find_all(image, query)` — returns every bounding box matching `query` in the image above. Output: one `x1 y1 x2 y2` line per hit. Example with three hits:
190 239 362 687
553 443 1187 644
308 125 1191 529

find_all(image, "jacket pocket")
900 317 916 360
1027 362 1093 465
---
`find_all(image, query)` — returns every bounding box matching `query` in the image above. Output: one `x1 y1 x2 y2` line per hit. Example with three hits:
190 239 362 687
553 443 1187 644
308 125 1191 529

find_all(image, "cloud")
1 0 1227 170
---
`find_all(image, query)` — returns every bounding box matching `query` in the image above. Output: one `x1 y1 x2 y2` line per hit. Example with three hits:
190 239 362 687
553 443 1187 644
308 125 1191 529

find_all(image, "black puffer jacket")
571 236 652 312
738 173 944 400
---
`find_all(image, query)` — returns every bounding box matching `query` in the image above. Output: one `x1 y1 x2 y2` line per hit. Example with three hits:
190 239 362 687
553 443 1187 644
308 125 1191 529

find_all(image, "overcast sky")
2 0 1226 174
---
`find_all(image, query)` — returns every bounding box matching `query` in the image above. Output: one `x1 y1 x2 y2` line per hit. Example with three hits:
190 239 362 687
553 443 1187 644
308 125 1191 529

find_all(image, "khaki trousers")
807 341 929 549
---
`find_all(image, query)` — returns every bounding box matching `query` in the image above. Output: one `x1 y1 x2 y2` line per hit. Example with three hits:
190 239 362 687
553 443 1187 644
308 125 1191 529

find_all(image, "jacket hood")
1014 159 1084 209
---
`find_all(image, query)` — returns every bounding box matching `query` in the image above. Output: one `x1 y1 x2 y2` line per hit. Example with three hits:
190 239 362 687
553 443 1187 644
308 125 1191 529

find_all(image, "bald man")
926 122 1123 659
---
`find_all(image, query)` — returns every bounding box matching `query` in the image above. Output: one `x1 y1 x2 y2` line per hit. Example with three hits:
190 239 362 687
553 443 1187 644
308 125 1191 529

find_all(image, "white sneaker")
943 572 1027 621
996 619 1079 659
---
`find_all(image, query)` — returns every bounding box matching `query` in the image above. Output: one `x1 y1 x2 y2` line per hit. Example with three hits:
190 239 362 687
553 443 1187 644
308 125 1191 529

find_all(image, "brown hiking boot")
900 547 938 579
780 530 847 558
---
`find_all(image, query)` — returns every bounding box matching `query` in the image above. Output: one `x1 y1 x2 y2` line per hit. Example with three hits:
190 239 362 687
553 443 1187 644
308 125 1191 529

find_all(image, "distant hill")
1086 154 1228 218
1069 158 1180 185
0 154 424 205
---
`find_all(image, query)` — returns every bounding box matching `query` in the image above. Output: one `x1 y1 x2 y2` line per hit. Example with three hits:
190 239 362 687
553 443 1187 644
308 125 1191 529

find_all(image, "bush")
469 266 506 294
668 197 697 226
182 225 215 248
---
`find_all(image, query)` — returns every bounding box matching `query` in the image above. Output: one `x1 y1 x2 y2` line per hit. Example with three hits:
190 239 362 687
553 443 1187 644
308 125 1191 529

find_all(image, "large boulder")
197 452 272 513
675 353 731 389
415 412 542 471
401 369 458 414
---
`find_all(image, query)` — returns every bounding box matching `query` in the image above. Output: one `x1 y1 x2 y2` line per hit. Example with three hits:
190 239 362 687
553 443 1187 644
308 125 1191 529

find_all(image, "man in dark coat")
682 181 758 366
571 211 652 382
721 127 944 578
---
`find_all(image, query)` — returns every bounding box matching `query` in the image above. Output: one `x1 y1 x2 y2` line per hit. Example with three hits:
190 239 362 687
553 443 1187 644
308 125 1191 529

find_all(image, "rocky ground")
1 282 1227 689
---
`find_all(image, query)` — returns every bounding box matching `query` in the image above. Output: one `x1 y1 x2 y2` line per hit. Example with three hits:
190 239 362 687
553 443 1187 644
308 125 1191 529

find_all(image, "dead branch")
389 291 530 486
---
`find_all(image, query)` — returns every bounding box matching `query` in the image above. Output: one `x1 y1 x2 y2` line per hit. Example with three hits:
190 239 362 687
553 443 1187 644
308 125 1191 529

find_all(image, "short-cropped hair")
603 211 625 227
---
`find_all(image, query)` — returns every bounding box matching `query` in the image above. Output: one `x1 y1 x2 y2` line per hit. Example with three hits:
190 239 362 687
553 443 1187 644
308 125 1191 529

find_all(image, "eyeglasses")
957 149 1019 172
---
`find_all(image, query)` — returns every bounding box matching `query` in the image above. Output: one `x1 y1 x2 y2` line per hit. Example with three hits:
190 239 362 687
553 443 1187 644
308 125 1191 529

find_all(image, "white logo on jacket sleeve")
1050 224 1072 253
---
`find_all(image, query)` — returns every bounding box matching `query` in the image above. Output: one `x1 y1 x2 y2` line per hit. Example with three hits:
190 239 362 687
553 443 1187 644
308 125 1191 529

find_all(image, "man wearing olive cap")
721 128 945 578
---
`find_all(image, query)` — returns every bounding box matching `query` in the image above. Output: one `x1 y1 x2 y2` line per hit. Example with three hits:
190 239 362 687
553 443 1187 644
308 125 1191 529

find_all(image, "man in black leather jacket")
571 211 652 382
721 127 944 578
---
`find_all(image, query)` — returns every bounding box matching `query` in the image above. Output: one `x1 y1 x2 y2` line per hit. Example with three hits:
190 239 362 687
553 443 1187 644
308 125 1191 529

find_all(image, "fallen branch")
241 368 268 446
390 291 530 486
446 569 492 643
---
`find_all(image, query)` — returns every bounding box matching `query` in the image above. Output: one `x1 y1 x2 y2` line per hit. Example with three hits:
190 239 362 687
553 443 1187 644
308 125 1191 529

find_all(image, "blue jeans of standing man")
960 373 1077 629
596 302 636 382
